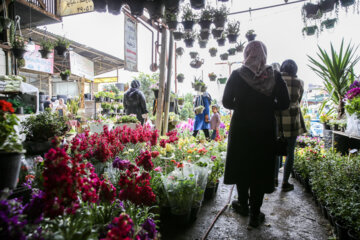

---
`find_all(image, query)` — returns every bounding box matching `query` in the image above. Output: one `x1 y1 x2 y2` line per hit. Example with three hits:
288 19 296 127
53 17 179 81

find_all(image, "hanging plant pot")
236 44 245 52
190 0 205 10
227 34 239 44
218 77 227 84
199 30 210 40
107 0 124 15
164 0 180 13
194 84 202 92
173 31 183 41
302 3 320 18
217 38 226 47
12 48 27 59
214 16 226 29
220 53 229 61
144 1 164 20
184 38 195 48
39 49 52 59
190 58 204 69
0 152 23 190
319 0 337 13
178 98 184 105
340 0 355 7
189 51 199 59
209 75 217 81
183 20 195 31
212 29 223 39
176 47 184 56
246 34 256 42
200 85 207 92
302 25 318 36
1 17 12 29
321 18 337 29
167 21 178 31
150 63 158 72
60 73 70 81
126 1 144 17
198 40 207 49
228 48 236 56
177 74 185 83
93 0 107 12
55 45 68 57
209 48 217 57
199 20 212 30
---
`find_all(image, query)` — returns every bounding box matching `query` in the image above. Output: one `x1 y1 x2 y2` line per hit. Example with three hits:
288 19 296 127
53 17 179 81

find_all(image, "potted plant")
183 32 196 48
114 114 139 129
178 97 184 105
212 28 223 39
190 0 205 9
217 34 227 46
194 105 205 115
173 31 183 41
302 25 318 36
208 72 217 81
17 58 25 68
93 0 107 12
200 85 207 92
220 53 229 60
12 36 27 59
199 6 213 30
218 77 228 84
302 2 320 18
321 18 337 29
101 102 111 114
177 73 185 83
115 93 124 103
107 0 123 15
39 39 54 59
189 51 198 59
213 6 228 29
209 47 218 57
150 83 159 98
166 11 178 31
245 29 256 41
190 58 204 68
198 40 207 49
127 1 144 16
226 21 240 43
340 0 355 7
228 48 236 56
95 92 104 102
164 0 181 13
319 0 337 13
182 5 197 31
0 100 24 190
193 77 204 91
235 41 246 52
199 30 211 40
55 37 70 57
176 47 184 56
60 69 71 81
144 0 164 20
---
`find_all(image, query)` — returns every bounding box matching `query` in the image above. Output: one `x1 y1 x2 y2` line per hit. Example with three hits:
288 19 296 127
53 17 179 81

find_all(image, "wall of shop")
0 50 6 75
19 71 50 95
52 81 79 98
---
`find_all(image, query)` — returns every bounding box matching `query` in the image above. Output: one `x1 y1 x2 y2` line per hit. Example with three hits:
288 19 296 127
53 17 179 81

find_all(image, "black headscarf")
131 80 141 89
280 59 298 77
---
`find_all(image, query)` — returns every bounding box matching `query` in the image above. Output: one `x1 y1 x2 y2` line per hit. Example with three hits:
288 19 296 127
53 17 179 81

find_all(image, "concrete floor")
161 171 333 240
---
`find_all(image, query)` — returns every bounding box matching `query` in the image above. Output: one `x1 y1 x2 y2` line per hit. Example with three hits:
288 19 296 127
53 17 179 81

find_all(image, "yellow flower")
166 144 174 152
128 149 134 152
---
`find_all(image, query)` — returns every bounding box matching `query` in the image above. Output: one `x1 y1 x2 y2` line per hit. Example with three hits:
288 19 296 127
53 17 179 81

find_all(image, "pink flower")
154 167 162 172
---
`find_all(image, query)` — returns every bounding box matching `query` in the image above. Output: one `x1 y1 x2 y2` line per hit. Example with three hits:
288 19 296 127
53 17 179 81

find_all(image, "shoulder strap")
279 111 284 137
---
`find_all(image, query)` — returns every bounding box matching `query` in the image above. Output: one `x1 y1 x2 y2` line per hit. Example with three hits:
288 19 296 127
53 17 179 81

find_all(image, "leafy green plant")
200 6 214 21
115 115 139 124
56 36 70 48
40 39 54 51
181 5 197 21
13 36 26 50
226 21 240 35
67 98 79 117
61 69 71 76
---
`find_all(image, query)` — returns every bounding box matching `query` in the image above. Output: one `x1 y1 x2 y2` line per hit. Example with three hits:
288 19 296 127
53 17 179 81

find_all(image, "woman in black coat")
124 80 148 124
222 41 290 228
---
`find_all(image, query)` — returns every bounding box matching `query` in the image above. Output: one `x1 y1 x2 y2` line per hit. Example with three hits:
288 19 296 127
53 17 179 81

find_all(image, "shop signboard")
57 0 94 16
69 51 94 81
124 15 138 72
23 45 54 74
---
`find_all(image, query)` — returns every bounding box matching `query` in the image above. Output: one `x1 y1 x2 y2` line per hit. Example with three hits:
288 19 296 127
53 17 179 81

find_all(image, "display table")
332 131 360 155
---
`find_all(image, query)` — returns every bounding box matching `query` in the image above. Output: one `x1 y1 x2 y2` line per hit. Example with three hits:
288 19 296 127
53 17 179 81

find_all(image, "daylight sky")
43 0 360 100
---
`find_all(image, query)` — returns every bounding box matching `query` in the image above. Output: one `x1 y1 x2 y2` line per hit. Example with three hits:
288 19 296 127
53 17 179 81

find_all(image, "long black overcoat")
222 69 290 193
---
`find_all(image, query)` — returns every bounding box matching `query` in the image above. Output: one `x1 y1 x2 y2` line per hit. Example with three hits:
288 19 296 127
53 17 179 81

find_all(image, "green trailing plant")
308 39 360 118
61 69 71 76
226 21 240 35
56 36 70 48
181 5 197 21
13 36 26 50
200 6 214 21
40 39 54 51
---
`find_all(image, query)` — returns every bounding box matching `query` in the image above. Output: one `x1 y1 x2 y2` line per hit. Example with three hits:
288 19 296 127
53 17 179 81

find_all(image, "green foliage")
226 21 240 35
13 36 25 50
200 6 214 21
345 97 360 118
0 111 23 153
67 98 79 117
40 39 54 51
207 157 225 186
181 5 197 21
56 37 70 48
103 84 120 95
61 69 71 76
115 115 139 124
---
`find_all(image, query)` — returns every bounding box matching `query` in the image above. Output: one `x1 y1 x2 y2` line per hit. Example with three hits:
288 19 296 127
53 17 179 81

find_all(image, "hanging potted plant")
189 51 199 59
208 72 217 81
217 33 227 47
55 36 70 57
302 2 320 18
144 0 164 20
190 57 204 69
177 97 184 105
150 83 159 98
164 0 180 13
235 41 245 52
218 77 227 84
190 0 205 10
173 31 183 41
319 0 337 13
182 5 197 31
177 73 185 83
228 48 236 56
198 39 207 49
340 0 355 7
302 25 318 36
176 47 184 56
245 29 256 41
0 100 24 190
209 47 217 57
126 0 144 16
226 21 240 44
0 16 12 30
200 85 207 92
39 39 54 59
12 36 27 59
220 53 229 61
166 11 178 31
212 28 223 39
93 0 107 12
60 69 71 81
199 6 214 31
321 18 337 29
17 58 25 68
193 77 204 91
183 32 196 48
199 30 210 41
213 6 228 29
107 0 124 15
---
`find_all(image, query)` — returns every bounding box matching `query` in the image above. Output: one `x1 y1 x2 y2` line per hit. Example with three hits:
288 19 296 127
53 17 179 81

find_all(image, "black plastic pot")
190 0 205 9
220 54 228 61
177 75 184 83
164 0 180 13
246 34 256 41
200 30 210 40
107 0 123 15
60 73 70 81
24 140 52 155
212 29 223 39
95 97 104 102
0 152 23 190
335 220 350 240
204 185 216 200
209 75 216 81
16 107 24 114
322 18 337 29
153 89 159 98
160 205 172 221
173 31 183 41
12 48 27 59
199 20 212 30
144 1 164 20
319 0 336 13
227 34 238 44
55 45 68 57
176 47 184 56
189 52 198 59
303 26 317 36
167 21 178 31
93 0 107 12
183 20 195 31
323 123 331 130
340 0 355 7
126 1 144 16
171 212 191 226
214 16 226 29
190 204 201 222
228 48 236 56
184 38 195 48
39 49 52 59
199 40 207 48
303 3 320 18
217 38 226 47
209 49 217 57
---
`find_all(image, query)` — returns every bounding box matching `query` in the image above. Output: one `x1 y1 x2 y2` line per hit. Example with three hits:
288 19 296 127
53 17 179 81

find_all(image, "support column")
174 42 177 94
155 27 167 132
162 31 174 134
80 77 85 108
48 74 52 97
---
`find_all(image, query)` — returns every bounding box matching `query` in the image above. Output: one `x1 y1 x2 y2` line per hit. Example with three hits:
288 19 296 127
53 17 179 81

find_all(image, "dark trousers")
236 183 265 215
193 129 210 138
211 130 217 140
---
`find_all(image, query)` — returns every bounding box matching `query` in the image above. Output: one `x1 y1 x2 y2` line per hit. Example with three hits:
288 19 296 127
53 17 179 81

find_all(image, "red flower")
101 213 134 240
99 179 117 203
0 100 14 113
135 150 154 171
151 151 159 158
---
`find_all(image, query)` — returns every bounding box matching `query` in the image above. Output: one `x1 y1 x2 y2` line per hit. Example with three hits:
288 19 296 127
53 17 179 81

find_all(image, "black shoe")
231 200 249 216
248 212 265 228
282 182 294 192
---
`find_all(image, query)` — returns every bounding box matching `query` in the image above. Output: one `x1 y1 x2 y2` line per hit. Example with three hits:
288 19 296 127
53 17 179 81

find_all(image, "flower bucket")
228 48 236 56
189 52 198 59
177 75 184 83
0 152 23 190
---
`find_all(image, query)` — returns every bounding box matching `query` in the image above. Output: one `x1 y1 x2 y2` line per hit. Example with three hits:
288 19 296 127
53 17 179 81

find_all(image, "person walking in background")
56 98 67 117
193 92 211 139
222 41 290 228
124 80 148 125
277 59 307 192
43 96 53 110
210 105 221 140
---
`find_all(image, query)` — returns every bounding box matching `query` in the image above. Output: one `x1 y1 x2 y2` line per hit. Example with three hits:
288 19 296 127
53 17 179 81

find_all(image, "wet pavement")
161 171 333 240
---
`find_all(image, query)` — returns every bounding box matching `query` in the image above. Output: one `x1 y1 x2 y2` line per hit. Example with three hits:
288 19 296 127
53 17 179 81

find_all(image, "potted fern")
60 69 71 81
226 21 240 43
55 37 70 57
39 39 54 59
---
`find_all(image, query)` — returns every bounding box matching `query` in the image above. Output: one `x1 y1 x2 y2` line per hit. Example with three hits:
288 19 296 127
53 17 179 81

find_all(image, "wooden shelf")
333 130 360 140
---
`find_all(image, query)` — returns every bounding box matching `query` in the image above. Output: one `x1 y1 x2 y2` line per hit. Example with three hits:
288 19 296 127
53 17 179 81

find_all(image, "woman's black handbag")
275 112 288 156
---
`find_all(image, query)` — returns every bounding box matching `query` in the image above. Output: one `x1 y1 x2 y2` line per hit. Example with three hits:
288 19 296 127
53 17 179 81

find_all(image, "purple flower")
220 122 226 129
0 199 27 240
346 87 360 100
112 157 130 170
23 190 45 224
350 80 360 90
137 218 157 239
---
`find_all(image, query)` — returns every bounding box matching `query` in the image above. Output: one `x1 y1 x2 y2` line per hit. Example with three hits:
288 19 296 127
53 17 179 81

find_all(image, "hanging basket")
218 77 227 84
93 0 107 12
184 38 195 48
190 0 205 10
173 31 183 41
217 38 226 47
228 48 236 56
199 20 212 30
209 49 217 57
107 0 124 15
227 34 238 44
199 40 207 48
164 0 180 13
189 52 198 59
246 34 256 42
321 18 337 29
178 98 184 105
302 26 318 36
319 0 337 13
55 45 68 57
183 20 195 31
177 75 185 83
340 0 355 7
194 84 202 91
220 53 228 61
199 30 210 40
39 49 52 59
302 3 320 18
176 47 184 56
209 75 217 81
190 58 204 69
127 1 144 16
12 48 27 59
0 152 23 190
212 29 223 39
200 85 207 92
167 21 178 31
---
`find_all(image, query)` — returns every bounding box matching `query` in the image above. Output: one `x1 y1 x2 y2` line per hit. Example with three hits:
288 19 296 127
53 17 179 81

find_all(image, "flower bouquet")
194 106 204 115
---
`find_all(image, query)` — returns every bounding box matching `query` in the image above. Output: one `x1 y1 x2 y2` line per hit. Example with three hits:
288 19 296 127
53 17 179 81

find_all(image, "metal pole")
174 42 177 94
163 31 174 134
155 27 167 132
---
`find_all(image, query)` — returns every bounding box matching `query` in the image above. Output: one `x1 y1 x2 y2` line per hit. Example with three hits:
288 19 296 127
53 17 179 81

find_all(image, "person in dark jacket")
222 41 290 228
124 80 148 124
